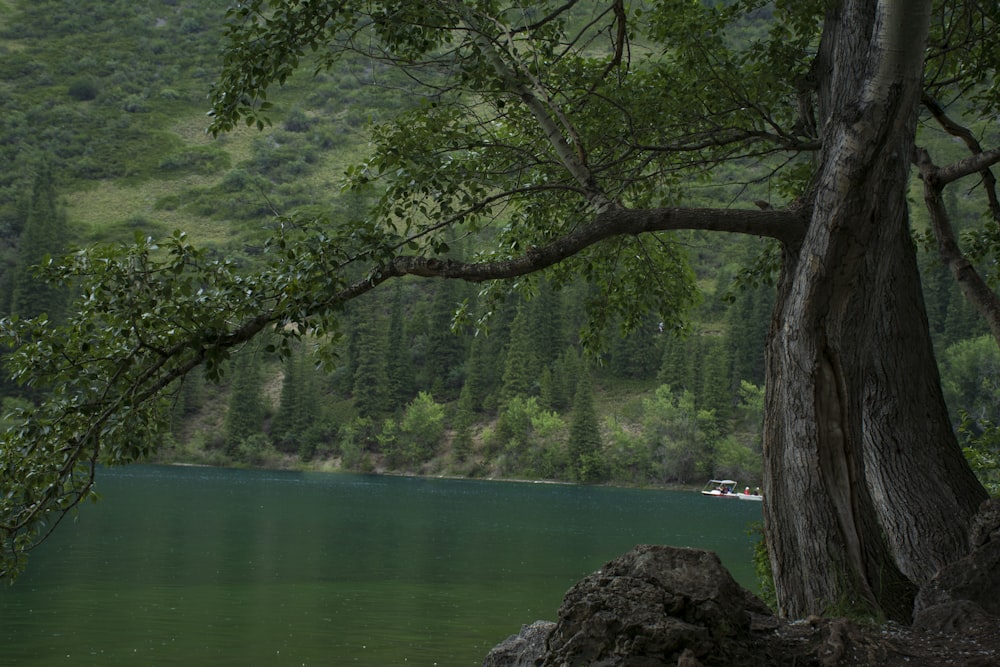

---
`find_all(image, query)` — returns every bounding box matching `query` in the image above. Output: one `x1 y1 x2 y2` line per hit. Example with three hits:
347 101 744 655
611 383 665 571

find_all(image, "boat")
701 479 739 497
700 479 763 501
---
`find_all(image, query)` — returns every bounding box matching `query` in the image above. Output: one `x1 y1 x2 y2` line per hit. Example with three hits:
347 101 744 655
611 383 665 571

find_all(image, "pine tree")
420 279 468 400
528 279 564 368
224 348 264 453
698 336 732 414
8 165 68 321
609 316 662 380
500 301 538 400
724 282 772 391
567 366 604 483
460 334 492 413
271 341 318 453
384 283 414 411
549 345 581 411
352 309 390 420
452 381 475 462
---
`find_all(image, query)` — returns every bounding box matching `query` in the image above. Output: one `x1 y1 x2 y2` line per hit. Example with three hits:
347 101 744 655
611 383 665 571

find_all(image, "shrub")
68 78 99 101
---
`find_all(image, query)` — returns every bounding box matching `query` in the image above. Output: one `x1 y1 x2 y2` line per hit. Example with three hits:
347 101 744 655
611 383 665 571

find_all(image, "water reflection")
2 465 761 666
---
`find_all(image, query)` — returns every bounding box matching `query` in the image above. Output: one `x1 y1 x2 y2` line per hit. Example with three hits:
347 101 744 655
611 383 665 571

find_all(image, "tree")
271 340 319 453
2 0 997 624
383 283 415 410
223 347 265 454
499 300 538 400
398 391 446 466
351 307 389 420
7 164 68 321
567 365 604 483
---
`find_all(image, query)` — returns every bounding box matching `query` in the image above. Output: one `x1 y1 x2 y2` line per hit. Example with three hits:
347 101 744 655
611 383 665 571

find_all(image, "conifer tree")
224 348 264 454
384 283 414 411
452 381 475 462
500 301 538 400
168 371 207 443
352 309 389 420
527 279 564 368
698 336 732 414
549 345 581 411
460 334 492 413
657 335 690 391
724 280 772 391
8 165 68 321
271 341 317 453
567 365 603 483
608 316 661 380
419 279 467 400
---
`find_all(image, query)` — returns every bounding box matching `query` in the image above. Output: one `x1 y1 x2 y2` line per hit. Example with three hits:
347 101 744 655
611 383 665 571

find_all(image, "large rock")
483 621 555 667
538 544 773 666
913 498 1000 634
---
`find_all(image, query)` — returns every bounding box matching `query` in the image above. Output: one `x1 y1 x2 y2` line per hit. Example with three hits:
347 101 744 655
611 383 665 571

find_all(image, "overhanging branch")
337 204 806 300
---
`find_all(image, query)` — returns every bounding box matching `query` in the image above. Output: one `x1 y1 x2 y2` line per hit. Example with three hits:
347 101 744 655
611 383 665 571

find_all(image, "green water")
1 465 762 666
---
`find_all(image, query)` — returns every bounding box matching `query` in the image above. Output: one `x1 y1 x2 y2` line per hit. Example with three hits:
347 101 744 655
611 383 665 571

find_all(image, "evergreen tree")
224 348 264 453
942 282 986 348
608 316 662 380
567 366 603 483
538 366 556 410
500 301 538 400
352 309 389 420
724 281 772 390
452 381 475 462
527 279 564 368
657 334 691 391
168 371 207 444
331 308 361 395
271 341 318 453
698 336 732 414
8 165 68 321
461 333 492 413
384 283 415 411
419 279 468 400
549 345 581 411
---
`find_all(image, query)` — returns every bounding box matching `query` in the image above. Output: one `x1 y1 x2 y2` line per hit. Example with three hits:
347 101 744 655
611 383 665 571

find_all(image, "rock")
538 544 773 666
485 542 1000 666
483 620 555 667
914 499 1000 633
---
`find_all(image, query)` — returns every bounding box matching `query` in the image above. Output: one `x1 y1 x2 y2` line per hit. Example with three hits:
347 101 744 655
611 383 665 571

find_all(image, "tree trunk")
762 0 987 620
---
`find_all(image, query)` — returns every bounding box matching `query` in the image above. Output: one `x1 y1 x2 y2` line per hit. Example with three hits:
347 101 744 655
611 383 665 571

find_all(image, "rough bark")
763 0 987 620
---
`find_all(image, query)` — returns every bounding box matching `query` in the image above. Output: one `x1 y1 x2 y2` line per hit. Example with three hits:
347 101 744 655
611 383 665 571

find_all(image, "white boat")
701 479 739 497
700 479 763 501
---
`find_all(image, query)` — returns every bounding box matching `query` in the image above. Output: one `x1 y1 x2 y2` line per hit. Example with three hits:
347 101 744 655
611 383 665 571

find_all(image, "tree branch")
922 93 1000 221
915 147 1000 348
337 205 806 301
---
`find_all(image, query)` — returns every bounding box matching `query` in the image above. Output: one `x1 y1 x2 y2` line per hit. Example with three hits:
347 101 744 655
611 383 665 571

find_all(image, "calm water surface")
1 465 762 666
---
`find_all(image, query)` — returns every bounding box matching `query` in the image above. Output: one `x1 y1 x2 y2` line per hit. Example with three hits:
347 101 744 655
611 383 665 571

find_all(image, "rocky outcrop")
913 498 1000 634
483 621 556 667
539 544 773 666
485 541 1000 667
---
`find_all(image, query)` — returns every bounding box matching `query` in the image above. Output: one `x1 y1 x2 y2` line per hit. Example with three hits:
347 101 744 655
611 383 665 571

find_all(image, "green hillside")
0 0 995 491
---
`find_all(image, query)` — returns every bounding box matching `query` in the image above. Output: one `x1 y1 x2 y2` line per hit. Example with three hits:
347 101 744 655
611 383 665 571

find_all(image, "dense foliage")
1 0 998 591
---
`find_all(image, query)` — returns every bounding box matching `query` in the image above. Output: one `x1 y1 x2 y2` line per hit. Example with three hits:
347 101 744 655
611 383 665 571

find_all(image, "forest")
0 0 998 497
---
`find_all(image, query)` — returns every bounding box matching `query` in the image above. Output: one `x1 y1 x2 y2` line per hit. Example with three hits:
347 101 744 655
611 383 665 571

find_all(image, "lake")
1 465 762 666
